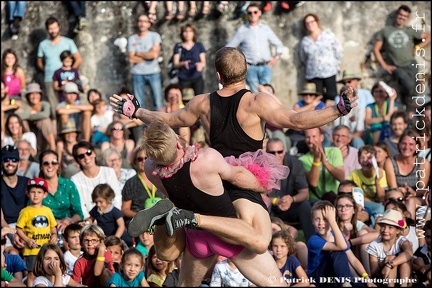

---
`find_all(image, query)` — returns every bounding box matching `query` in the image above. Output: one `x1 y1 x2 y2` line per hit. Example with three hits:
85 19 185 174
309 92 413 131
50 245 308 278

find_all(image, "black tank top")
209 89 263 158
161 161 237 218
209 89 268 211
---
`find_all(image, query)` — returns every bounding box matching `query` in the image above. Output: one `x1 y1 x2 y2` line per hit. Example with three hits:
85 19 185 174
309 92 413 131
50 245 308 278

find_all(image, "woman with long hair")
1 48 26 100
365 82 398 144
100 120 135 168
39 149 84 233
384 129 430 222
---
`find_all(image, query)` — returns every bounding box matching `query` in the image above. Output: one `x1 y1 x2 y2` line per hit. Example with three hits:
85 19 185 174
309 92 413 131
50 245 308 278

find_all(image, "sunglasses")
247 10 259 15
2 157 18 163
42 160 59 167
338 192 352 195
77 149 92 160
3 145 17 152
343 80 353 84
111 126 123 131
136 156 147 162
267 150 284 155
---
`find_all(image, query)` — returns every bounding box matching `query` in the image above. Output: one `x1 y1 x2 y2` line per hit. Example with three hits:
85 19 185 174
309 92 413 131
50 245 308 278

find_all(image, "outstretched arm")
110 93 203 127
256 87 357 130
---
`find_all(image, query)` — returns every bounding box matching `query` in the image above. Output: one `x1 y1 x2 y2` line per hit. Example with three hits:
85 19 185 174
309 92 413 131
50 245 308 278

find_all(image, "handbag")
137 174 162 209
167 43 182 83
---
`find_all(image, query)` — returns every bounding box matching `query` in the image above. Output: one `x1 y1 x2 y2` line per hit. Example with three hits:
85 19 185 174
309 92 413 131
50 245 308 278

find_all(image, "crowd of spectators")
1 1 431 287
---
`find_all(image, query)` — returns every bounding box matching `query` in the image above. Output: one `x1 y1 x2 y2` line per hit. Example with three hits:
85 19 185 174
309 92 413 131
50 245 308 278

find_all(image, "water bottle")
57 230 64 248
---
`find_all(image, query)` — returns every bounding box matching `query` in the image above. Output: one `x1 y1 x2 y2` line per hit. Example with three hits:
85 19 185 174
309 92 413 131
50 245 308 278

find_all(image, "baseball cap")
27 178 49 193
1 145 19 161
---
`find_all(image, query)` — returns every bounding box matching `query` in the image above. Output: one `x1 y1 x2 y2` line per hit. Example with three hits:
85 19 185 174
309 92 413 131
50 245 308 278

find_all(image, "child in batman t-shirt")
16 177 58 287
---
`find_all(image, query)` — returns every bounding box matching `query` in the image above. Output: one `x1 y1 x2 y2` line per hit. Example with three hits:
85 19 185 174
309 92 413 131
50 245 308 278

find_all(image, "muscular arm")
255 92 357 130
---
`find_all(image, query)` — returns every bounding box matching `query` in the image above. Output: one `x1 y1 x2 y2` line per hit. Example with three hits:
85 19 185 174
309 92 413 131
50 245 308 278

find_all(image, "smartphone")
379 81 394 97
352 187 364 207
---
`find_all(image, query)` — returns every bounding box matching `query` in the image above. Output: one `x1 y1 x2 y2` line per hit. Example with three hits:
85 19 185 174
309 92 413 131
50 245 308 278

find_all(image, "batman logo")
32 216 49 228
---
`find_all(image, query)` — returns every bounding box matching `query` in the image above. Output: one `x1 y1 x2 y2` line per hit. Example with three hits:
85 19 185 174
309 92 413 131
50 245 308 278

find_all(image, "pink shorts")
185 228 244 259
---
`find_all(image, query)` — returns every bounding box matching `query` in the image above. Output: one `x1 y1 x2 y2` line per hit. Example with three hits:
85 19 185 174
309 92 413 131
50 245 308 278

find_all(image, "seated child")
366 209 413 287
271 229 310 287
83 184 127 243
307 201 374 287
90 98 113 146
348 145 386 226
63 223 84 276
72 224 115 287
106 247 149 287
105 235 128 272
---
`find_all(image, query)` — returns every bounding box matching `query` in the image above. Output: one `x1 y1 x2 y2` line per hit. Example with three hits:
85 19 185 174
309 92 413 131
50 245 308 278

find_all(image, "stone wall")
1 1 430 107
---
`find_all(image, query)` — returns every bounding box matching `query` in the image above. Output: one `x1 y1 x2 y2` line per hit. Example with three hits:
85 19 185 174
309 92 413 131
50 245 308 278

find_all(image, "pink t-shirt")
3 72 21 97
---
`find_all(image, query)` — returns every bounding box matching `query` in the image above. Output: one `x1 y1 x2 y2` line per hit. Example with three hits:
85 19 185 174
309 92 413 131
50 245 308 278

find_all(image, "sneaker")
262 2 272 12
9 23 18 35
11 34 18 40
127 199 174 237
281 2 290 10
79 17 88 30
295 1 305 8
73 23 80 34
165 207 198 236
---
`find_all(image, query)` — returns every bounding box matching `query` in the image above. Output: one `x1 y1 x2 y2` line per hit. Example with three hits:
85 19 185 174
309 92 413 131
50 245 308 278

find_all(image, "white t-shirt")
366 236 410 263
71 166 122 219
3 132 37 153
33 274 71 286
90 110 114 129
210 259 251 287
64 250 83 276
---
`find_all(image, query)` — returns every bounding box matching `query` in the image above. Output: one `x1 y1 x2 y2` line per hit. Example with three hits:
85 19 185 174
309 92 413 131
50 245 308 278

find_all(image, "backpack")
167 43 182 83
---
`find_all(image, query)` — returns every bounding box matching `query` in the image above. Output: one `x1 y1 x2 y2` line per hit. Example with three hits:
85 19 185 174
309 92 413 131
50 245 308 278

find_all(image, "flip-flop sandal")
202 3 210 15
176 9 185 20
217 2 229 14
188 6 197 17
148 12 157 23
165 10 174 20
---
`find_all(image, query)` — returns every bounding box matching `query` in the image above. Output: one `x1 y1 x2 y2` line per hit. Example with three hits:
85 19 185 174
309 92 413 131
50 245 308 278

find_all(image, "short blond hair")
141 119 178 166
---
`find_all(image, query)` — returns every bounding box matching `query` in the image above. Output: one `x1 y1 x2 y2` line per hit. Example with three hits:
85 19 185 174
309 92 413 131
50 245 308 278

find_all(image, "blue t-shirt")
89 205 123 237
37 37 79 82
107 270 145 287
279 255 301 283
307 231 349 276
174 42 206 80
4 253 27 274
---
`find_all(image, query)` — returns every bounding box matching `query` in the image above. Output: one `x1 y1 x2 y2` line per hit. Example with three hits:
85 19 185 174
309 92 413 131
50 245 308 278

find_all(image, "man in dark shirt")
1 145 29 252
266 138 315 241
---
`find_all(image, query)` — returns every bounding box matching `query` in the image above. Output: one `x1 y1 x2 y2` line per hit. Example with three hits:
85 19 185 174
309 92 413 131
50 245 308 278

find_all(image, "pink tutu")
225 149 290 193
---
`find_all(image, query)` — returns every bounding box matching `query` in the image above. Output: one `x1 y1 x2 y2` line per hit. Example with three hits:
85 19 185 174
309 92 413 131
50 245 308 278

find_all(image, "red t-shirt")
72 250 114 286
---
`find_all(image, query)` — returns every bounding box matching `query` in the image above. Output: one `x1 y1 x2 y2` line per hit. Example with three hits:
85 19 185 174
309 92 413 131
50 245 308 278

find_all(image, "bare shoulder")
186 93 211 114
197 147 224 163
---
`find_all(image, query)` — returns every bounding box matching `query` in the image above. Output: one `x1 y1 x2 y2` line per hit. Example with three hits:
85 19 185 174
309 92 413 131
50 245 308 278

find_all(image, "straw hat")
378 209 406 229
182 88 195 102
298 83 321 96
60 121 81 134
337 70 362 83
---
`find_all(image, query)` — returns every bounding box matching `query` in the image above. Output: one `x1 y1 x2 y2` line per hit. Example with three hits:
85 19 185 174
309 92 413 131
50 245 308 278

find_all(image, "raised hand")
337 86 357 115
110 93 141 119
